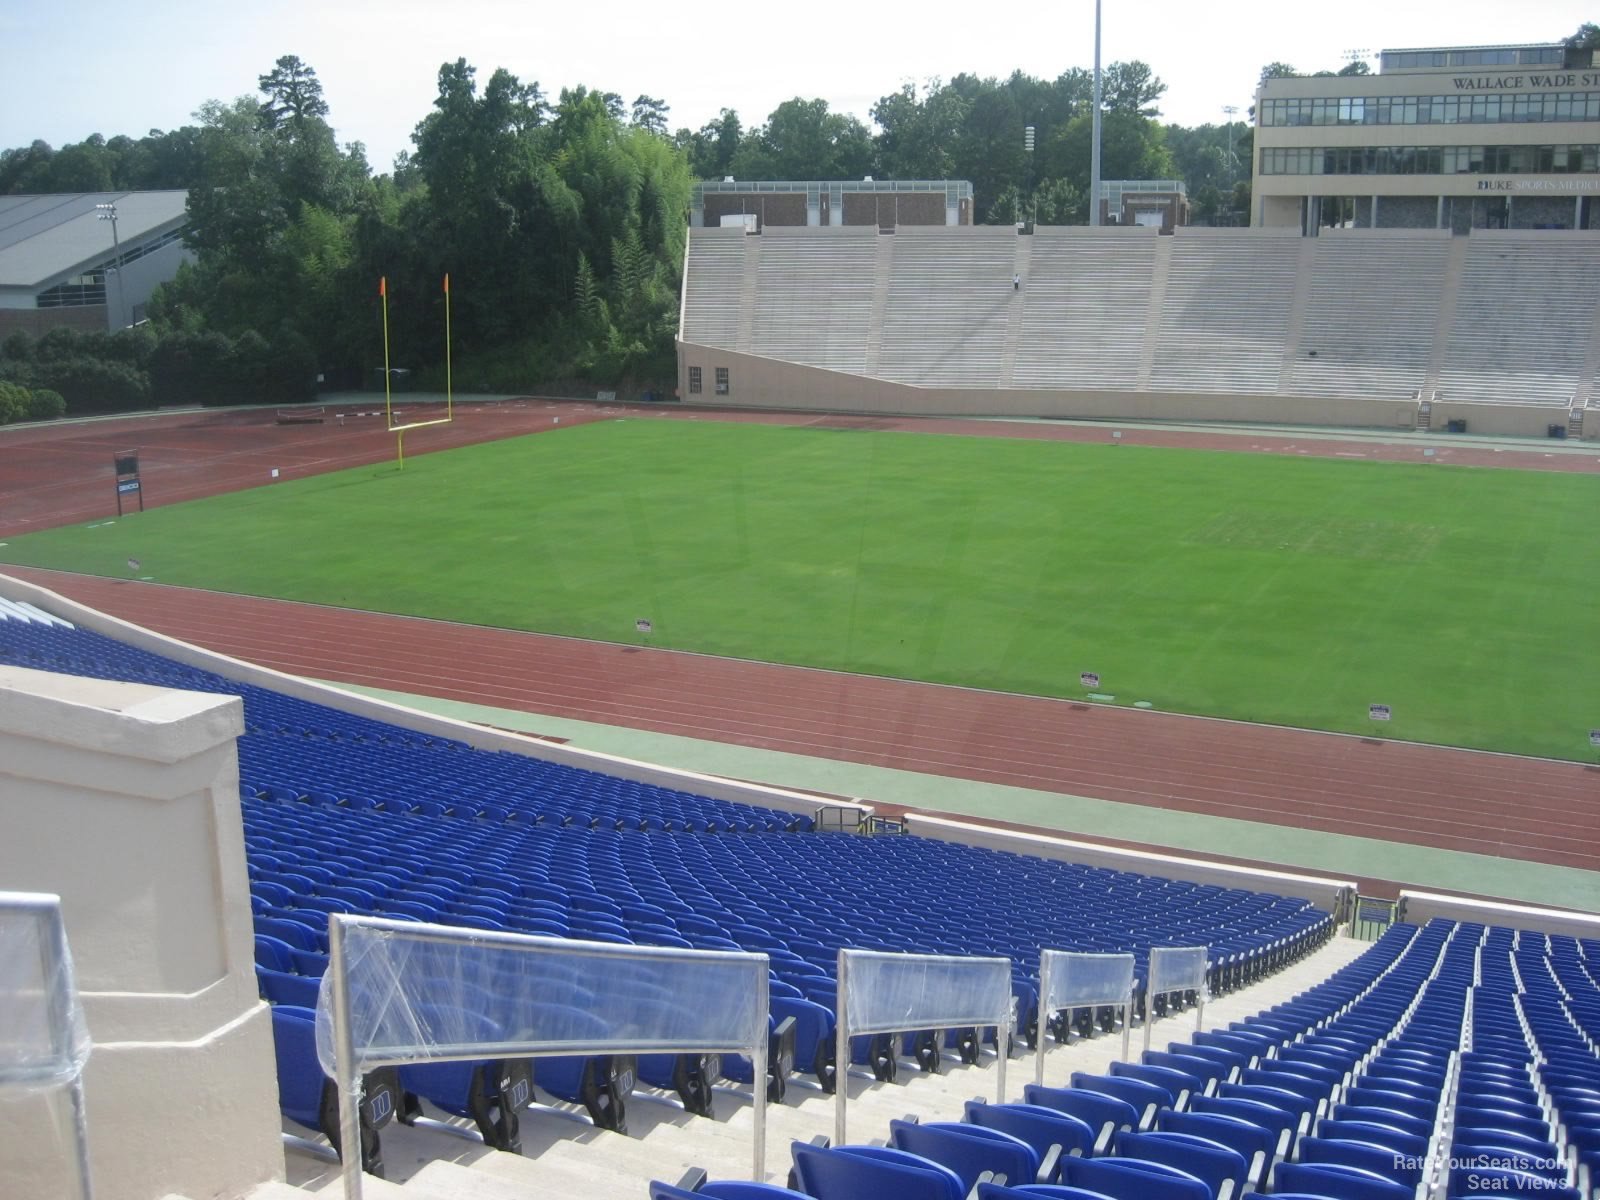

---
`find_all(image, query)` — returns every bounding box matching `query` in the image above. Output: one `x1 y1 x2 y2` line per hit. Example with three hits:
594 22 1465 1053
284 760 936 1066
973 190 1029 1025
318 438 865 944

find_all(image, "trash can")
1446 418 1468 434
1548 424 1567 440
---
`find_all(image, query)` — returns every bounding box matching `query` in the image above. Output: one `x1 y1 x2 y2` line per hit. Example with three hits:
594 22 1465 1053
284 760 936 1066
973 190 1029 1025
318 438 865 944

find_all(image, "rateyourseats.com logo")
1394 1152 1568 1180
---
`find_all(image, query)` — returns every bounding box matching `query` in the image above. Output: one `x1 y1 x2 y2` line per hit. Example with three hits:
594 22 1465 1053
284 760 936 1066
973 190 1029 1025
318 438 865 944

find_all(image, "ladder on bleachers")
1416 399 1433 433
1568 405 1585 440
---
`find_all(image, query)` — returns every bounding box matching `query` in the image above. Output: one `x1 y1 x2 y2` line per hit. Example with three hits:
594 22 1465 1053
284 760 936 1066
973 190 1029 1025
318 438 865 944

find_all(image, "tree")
871 80 970 180
1257 62 1300 90
630 96 670 136
732 98 873 181
678 108 742 179
1103 61 1167 117
1337 60 1371 76
1564 22 1600 49
258 55 329 129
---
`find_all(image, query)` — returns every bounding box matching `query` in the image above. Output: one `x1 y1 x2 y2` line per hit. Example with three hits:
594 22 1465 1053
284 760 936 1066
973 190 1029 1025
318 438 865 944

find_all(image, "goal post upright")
376 272 455 470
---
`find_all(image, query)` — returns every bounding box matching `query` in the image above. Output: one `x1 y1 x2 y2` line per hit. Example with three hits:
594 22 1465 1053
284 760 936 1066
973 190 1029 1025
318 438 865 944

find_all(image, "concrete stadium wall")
677 340 1425 433
0 571 862 825
0 665 282 1200
1398 889 1600 938
902 813 1356 917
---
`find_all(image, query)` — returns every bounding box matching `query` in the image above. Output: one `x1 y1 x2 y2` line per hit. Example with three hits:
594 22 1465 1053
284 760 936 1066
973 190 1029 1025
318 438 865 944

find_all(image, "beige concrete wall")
1398 889 1600 937
678 340 1593 440
0 665 282 1200
0 573 859 826
903 814 1356 916
1428 401 1573 439
678 340 1423 431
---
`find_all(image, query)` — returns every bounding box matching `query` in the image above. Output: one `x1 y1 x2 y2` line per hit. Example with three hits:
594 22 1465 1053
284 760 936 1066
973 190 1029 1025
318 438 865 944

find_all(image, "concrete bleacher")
1148 229 1304 396
680 228 746 350
1438 231 1600 407
875 227 1018 388
1013 227 1156 391
680 224 1600 435
1290 230 1452 399
748 228 877 375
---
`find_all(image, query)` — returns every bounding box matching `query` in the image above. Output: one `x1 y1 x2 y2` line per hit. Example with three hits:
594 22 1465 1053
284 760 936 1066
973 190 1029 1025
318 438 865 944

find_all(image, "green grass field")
3 419 1594 759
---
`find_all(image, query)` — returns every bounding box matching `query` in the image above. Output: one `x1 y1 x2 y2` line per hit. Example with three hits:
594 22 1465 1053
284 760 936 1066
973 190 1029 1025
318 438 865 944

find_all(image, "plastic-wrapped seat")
271 1005 399 1177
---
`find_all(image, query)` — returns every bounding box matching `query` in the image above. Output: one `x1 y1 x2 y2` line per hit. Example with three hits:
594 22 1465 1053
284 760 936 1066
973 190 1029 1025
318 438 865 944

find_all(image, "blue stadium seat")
789 1141 966 1200
270 1005 398 1177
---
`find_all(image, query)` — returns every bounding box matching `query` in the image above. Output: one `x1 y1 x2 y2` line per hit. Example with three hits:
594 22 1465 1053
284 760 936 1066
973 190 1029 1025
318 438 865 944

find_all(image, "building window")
688 366 702 394
36 272 107 308
715 367 729 395
1260 91 1600 128
1260 142 1600 175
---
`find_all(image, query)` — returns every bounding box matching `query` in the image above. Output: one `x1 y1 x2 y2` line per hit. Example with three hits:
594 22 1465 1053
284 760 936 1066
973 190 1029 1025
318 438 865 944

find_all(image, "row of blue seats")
0 618 809 833
659 918 1600 1200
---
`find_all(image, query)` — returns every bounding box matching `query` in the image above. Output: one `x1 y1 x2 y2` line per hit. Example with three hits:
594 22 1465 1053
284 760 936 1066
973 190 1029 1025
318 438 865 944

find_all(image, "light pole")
95 202 125 330
1089 0 1103 226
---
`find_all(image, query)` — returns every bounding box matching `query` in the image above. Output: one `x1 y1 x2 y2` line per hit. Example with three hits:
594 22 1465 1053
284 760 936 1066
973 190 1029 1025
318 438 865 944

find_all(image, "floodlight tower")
95 202 126 330
1221 105 1240 172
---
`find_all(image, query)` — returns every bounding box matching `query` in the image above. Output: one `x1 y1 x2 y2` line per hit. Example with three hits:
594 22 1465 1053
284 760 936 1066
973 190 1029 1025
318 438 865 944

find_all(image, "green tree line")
5 30 1586 413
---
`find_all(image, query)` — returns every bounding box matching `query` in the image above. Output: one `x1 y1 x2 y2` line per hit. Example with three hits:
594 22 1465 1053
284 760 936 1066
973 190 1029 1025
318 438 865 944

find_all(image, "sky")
2 0 1593 174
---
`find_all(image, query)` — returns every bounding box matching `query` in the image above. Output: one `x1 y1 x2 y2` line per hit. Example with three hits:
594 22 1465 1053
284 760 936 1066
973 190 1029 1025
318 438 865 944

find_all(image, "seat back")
1059 1154 1212 1200
790 1142 965 1200
890 1120 1038 1190
1114 1129 1249 1200
1024 1083 1140 1153
1070 1072 1171 1129
964 1100 1096 1161
1274 1160 1415 1200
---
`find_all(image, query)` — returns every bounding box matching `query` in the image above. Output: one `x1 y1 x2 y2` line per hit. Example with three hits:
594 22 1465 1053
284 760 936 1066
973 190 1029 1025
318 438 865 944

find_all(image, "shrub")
25 387 66 421
30 356 149 413
0 380 28 424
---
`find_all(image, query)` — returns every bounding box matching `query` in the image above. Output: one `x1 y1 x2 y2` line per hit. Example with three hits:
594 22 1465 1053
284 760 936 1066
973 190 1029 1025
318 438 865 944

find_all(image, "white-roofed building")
0 190 190 337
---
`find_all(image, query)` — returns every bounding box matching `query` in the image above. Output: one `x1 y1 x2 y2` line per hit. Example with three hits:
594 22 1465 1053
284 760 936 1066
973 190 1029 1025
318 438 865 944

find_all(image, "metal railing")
0 891 93 1200
834 948 1013 1145
323 914 770 1199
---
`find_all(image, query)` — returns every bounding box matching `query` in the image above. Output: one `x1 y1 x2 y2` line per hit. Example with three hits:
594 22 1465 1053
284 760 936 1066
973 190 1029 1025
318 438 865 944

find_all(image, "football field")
2 418 1592 759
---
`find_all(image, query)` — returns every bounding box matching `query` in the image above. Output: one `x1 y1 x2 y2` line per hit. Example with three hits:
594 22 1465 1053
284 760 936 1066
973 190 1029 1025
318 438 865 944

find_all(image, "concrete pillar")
0 666 282 1200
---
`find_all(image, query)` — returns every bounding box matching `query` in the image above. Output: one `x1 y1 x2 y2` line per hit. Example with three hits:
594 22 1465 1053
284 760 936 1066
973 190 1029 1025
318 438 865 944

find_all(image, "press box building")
1252 41 1600 233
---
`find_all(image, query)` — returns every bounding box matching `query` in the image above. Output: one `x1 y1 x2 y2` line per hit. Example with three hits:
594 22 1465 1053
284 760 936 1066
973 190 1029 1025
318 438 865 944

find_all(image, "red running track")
9 566 1597 889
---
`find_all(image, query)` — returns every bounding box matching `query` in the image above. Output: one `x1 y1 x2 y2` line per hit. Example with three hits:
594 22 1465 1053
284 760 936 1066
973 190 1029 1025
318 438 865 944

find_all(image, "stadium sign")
1369 704 1392 722
1451 72 1600 89
1080 672 1100 689
1590 729 1600 748
113 451 144 516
